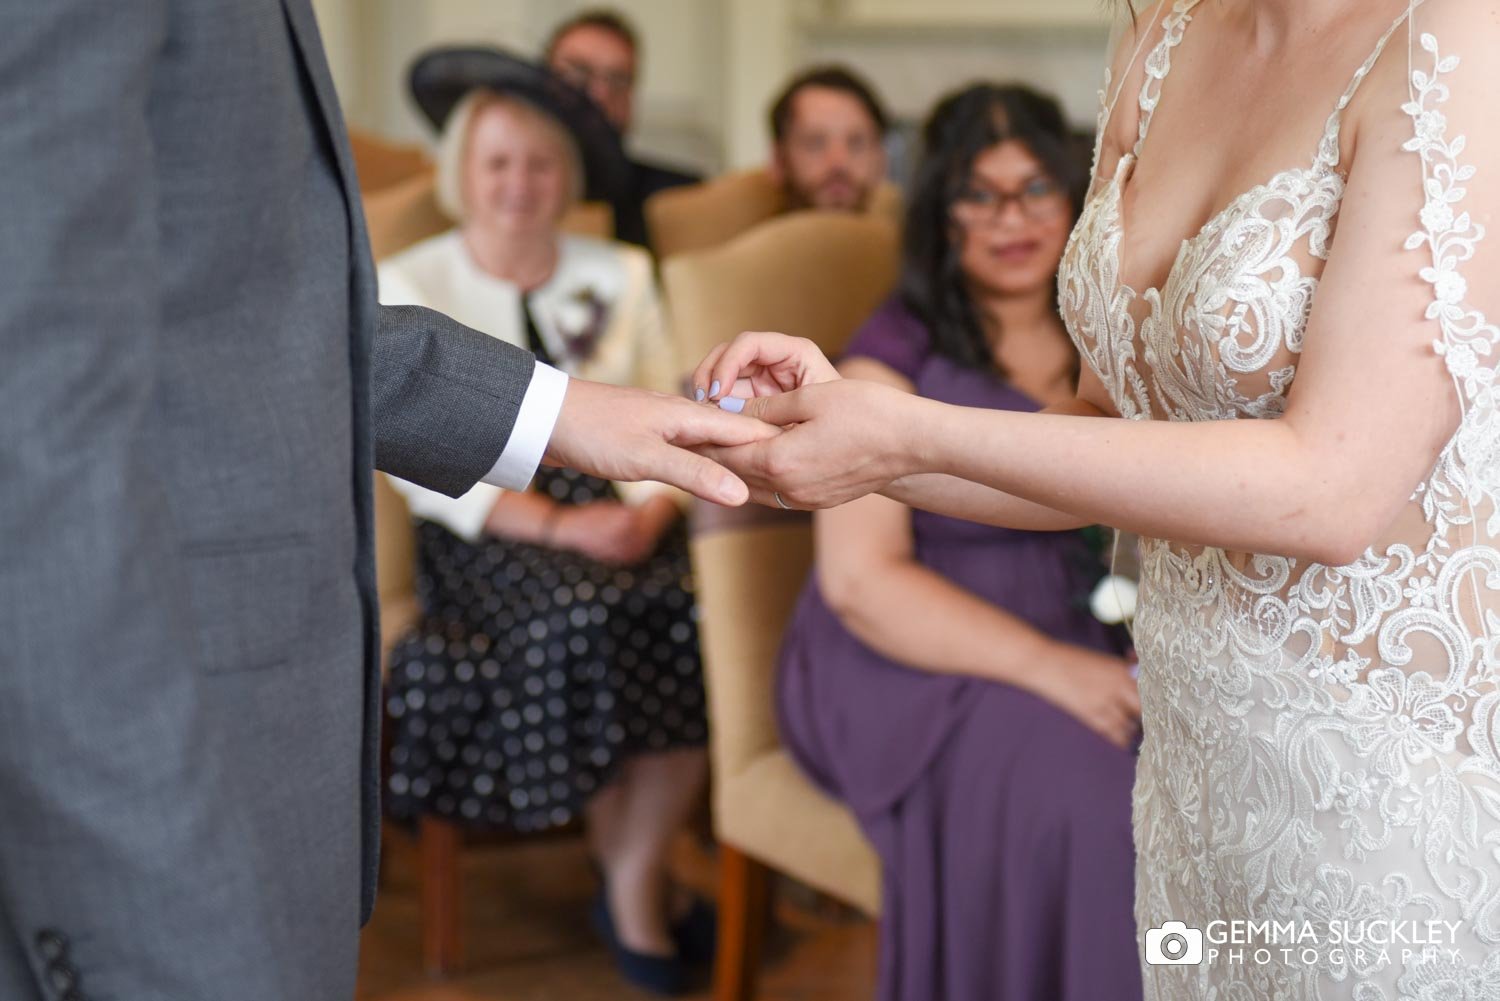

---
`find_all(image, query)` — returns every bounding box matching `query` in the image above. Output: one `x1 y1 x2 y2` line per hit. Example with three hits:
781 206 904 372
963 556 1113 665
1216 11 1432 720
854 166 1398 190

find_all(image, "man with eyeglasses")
545 9 701 252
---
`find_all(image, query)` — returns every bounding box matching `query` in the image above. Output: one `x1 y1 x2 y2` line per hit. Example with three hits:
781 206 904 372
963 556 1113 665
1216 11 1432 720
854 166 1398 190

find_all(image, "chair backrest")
363 171 452 262
646 167 904 261
349 129 432 194
373 471 419 616
662 211 900 365
662 212 899 785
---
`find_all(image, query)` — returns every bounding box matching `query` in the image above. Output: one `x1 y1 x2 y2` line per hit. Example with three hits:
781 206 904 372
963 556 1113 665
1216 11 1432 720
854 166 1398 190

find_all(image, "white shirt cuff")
480 363 569 491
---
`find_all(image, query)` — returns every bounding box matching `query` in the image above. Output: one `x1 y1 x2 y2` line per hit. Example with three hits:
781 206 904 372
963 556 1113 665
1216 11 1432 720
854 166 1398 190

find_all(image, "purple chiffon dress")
775 297 1144 1001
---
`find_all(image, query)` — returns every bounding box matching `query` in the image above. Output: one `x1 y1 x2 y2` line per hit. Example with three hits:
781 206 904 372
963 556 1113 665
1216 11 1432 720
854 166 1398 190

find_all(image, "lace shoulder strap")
1130 0 1205 159
1090 4 1153 178
1311 0 1428 173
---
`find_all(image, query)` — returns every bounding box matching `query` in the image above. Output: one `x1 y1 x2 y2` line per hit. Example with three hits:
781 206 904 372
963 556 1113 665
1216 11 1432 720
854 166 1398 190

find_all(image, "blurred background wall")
309 0 1112 175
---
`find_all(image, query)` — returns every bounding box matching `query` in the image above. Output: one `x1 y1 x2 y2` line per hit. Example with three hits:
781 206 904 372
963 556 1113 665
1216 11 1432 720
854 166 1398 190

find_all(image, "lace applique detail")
1134 1 1198 156
1405 33 1500 541
1137 167 1343 421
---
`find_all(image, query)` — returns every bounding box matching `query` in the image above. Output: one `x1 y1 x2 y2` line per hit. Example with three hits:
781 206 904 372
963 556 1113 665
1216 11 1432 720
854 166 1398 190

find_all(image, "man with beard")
768 65 890 213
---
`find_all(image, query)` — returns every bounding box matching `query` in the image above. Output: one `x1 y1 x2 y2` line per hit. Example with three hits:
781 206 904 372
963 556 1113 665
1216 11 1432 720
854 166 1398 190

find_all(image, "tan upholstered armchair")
646 167 904 261
660 212 900 1001
350 130 432 193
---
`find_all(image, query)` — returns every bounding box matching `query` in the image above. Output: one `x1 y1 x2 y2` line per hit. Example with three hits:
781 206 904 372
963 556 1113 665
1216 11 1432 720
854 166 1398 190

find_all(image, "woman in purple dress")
775 84 1144 1001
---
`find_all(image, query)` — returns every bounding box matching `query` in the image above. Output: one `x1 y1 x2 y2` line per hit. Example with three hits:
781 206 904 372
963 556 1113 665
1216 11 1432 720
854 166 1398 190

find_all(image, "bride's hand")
695 380 924 509
690 331 840 404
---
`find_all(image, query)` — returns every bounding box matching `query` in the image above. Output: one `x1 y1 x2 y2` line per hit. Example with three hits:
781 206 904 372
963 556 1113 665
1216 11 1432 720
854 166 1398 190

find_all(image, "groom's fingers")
650 442 750 506
695 440 820 510
694 440 773 486
670 398 781 448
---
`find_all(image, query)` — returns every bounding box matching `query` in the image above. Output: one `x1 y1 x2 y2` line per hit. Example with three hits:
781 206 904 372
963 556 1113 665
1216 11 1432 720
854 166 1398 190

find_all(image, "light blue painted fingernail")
709 380 721 398
718 396 746 413
695 388 706 402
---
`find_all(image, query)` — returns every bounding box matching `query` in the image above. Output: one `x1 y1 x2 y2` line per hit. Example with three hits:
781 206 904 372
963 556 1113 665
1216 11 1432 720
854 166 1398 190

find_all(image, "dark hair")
769 65 890 143
898 83 1090 376
545 9 639 61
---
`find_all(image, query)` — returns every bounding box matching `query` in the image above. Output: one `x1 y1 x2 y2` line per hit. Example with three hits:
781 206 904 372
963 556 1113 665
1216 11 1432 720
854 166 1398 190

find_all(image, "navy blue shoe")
590 892 692 996
670 897 718 966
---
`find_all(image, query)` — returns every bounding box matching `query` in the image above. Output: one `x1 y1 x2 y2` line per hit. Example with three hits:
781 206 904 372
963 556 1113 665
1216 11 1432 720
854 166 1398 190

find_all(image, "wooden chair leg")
420 816 463 977
713 843 773 1001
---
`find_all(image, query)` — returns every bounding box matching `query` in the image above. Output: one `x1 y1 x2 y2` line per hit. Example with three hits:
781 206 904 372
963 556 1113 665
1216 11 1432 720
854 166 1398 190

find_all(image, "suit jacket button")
47 962 78 992
34 930 68 962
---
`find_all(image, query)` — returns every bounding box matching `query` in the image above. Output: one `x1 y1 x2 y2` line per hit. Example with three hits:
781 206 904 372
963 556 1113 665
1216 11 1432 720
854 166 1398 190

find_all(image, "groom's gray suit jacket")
0 1 543 997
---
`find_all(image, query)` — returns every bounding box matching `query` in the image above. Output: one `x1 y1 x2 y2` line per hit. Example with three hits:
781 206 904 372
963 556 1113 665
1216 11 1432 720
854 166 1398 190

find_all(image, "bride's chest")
1061 160 1347 423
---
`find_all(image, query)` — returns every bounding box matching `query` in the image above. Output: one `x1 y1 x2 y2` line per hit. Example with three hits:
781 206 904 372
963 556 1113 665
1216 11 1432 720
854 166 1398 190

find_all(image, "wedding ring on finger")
774 491 792 510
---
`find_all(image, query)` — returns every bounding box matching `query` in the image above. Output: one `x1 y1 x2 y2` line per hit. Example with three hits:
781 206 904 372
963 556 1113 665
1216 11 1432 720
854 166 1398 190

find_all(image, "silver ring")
774 491 792 510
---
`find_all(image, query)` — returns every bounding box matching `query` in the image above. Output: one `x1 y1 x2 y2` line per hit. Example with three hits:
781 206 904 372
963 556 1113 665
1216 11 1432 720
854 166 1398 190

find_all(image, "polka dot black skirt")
383 466 707 834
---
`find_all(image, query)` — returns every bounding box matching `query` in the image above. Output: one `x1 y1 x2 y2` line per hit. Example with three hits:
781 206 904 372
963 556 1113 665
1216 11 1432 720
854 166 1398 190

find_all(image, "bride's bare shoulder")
1404 0 1500 76
1417 0 1500 35
1342 0 1500 157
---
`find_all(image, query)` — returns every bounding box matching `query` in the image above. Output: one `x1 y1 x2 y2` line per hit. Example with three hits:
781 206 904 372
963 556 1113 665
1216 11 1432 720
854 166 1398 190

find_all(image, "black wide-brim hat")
409 46 632 206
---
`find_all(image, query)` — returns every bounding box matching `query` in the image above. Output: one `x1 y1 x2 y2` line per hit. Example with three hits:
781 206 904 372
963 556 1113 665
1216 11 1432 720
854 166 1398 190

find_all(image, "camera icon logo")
1145 921 1204 965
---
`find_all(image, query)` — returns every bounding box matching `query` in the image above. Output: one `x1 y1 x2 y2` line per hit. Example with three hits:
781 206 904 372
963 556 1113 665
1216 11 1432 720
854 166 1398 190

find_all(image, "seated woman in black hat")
377 51 712 996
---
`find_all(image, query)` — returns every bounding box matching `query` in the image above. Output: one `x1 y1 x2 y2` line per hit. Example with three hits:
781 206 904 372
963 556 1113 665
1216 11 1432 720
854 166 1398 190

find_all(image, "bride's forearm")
909 398 1375 565
881 474 1090 531
880 396 1105 531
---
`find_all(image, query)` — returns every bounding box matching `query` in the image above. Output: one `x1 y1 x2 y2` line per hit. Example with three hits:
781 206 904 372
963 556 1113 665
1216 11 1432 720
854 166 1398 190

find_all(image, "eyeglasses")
952 177 1068 225
555 59 635 97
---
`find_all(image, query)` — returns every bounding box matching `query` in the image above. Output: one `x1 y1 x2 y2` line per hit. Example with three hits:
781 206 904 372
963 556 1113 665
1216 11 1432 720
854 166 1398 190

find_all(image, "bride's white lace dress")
1058 1 1500 998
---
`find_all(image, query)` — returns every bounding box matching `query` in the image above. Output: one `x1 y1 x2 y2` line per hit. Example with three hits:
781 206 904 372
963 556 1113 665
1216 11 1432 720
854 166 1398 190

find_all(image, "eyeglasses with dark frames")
952 176 1068 224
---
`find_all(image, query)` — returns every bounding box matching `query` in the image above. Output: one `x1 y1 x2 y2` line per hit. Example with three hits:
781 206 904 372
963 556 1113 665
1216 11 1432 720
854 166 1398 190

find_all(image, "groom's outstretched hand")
543 378 778 507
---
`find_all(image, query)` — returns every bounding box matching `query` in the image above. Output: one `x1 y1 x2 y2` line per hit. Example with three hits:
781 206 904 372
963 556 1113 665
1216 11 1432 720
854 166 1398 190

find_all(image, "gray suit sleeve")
371 303 540 498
